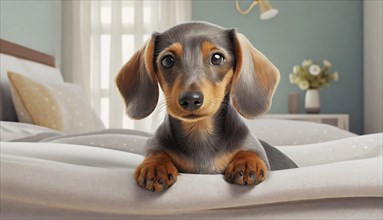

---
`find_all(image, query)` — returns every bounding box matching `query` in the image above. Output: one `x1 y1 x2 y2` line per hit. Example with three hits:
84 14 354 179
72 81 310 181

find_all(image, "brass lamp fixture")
236 0 279 20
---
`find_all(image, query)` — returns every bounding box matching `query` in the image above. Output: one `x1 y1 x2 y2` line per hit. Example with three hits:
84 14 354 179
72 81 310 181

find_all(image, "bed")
1 39 382 219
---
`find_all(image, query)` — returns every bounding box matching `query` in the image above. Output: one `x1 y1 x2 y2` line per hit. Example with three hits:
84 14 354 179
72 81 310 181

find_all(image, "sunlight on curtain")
65 0 191 133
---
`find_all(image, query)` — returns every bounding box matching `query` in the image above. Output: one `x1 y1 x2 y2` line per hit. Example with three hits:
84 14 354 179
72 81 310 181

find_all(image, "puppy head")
116 22 279 121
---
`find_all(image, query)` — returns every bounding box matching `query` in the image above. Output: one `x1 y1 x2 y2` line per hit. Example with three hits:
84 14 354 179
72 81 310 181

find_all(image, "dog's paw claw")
134 152 179 192
224 151 267 186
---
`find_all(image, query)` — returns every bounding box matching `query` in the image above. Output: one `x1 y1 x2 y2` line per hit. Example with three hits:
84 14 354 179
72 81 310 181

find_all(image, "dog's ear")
230 31 280 119
116 35 159 119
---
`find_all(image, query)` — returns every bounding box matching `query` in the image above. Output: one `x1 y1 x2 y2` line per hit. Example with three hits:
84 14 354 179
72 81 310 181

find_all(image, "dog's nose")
179 91 204 111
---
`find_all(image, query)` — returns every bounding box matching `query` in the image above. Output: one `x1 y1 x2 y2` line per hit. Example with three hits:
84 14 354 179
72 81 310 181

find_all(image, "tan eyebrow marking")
164 42 183 58
201 40 217 59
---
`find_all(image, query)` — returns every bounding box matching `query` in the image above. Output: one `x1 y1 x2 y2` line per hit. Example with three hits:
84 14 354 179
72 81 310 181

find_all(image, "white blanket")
1 133 382 219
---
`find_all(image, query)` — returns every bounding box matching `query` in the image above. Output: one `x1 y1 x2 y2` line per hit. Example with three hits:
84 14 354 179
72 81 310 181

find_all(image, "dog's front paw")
224 151 267 186
134 151 179 192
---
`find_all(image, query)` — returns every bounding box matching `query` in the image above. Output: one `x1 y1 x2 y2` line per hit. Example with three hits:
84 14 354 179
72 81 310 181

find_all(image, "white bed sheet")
0 121 63 142
1 133 382 219
245 118 356 145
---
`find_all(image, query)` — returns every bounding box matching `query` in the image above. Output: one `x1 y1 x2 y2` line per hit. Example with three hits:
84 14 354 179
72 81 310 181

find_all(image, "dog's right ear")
116 35 159 119
230 31 280 119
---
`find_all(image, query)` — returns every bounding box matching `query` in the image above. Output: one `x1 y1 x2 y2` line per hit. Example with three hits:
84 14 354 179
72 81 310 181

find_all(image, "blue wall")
193 0 363 134
0 0 60 57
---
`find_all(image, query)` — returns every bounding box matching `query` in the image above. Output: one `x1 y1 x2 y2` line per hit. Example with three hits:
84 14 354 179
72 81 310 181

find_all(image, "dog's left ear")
116 35 159 119
230 31 280 119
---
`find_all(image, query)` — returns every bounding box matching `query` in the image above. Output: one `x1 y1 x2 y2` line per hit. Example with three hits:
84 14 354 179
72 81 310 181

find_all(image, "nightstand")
261 114 349 131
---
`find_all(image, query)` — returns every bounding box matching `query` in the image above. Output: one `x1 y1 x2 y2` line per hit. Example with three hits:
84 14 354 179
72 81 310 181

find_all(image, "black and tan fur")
116 22 297 192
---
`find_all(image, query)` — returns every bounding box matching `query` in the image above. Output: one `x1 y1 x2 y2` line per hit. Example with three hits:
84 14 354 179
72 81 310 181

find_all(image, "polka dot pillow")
7 72 104 134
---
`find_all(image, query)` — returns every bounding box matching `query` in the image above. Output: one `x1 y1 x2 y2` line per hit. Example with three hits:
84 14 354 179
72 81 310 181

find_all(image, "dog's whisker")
152 102 167 123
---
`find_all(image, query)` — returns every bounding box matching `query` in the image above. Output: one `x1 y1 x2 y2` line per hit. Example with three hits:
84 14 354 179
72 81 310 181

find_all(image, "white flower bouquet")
289 59 339 90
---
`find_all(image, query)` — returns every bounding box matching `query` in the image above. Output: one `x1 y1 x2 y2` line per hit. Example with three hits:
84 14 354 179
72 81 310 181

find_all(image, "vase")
288 92 300 114
305 89 320 113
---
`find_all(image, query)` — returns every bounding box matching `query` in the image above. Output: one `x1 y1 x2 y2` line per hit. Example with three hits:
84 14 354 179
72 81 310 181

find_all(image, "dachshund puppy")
116 22 297 192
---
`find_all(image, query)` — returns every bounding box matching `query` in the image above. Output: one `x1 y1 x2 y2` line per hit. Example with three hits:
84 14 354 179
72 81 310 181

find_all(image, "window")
69 0 192 132
91 1 157 129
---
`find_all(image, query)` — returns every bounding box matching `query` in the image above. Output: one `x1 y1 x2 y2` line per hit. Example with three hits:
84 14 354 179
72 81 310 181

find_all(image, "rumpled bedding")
1 129 382 219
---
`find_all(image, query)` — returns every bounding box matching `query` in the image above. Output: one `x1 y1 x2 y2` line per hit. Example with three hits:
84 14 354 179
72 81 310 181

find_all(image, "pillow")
0 53 65 121
0 54 29 121
21 58 64 84
7 72 105 134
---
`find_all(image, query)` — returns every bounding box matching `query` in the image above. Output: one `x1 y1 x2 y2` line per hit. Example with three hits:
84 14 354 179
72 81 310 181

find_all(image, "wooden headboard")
0 39 55 67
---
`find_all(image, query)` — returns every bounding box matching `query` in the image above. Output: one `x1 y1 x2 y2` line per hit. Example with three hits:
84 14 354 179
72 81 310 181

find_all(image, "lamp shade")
259 0 279 20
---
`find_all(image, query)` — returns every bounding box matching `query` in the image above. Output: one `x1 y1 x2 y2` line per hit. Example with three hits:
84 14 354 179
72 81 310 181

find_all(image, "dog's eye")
210 53 225 65
161 55 174 68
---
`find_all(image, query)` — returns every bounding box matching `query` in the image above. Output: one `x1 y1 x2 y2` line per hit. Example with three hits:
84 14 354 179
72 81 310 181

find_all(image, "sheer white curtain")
63 0 191 132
